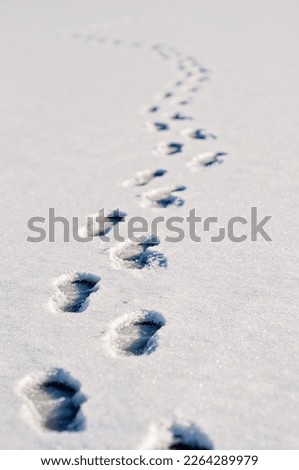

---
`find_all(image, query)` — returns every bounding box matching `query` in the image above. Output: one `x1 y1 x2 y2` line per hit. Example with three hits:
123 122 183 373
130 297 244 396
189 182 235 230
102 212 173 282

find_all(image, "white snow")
0 0 298 450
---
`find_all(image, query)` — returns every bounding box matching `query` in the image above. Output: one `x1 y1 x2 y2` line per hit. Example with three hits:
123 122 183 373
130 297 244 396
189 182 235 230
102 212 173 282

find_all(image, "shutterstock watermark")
26 207 272 243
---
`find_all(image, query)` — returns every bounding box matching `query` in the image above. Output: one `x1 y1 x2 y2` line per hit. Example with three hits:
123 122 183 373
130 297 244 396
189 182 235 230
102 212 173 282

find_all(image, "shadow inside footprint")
156 142 183 156
171 112 192 121
168 423 214 450
21 368 87 432
183 128 217 140
142 185 186 208
187 152 227 170
123 169 166 187
80 208 126 238
113 311 165 356
153 122 169 131
51 273 100 313
111 236 167 270
149 105 159 113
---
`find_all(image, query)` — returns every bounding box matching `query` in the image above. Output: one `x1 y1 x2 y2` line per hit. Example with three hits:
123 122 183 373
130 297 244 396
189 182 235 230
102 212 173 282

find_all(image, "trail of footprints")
19 32 221 449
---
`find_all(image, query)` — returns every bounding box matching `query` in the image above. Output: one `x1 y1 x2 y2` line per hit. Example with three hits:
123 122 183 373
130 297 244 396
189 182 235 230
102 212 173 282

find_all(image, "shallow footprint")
107 310 165 357
19 368 87 432
50 272 100 313
141 185 186 208
123 169 166 187
187 152 226 170
142 421 213 450
147 121 170 132
182 128 217 140
79 208 126 238
170 112 193 121
148 105 160 113
111 235 167 270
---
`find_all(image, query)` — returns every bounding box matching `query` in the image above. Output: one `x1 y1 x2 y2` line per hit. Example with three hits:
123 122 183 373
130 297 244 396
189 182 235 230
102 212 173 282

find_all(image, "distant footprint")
123 169 166 187
106 310 165 357
111 235 167 269
79 208 126 238
148 105 159 113
147 122 169 132
170 112 193 121
155 142 183 156
182 128 217 140
50 272 100 313
19 368 87 432
178 99 192 106
187 152 226 170
141 185 186 208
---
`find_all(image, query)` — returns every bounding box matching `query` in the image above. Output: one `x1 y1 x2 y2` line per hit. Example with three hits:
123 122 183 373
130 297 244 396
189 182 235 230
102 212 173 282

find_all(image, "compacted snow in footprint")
0 0 298 452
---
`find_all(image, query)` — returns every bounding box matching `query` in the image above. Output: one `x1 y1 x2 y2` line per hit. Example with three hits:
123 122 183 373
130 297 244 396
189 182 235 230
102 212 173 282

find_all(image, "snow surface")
0 0 298 450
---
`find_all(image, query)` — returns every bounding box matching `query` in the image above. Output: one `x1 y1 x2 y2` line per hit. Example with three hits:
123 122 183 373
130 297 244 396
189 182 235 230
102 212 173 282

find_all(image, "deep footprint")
111 235 167 269
168 423 214 450
50 272 100 313
20 368 87 432
108 311 165 356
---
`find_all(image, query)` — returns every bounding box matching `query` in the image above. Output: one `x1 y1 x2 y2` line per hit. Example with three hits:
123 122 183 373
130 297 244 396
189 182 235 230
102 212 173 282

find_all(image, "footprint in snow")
178 99 192 106
182 128 217 140
140 185 186 208
154 142 183 156
148 105 160 113
106 310 165 357
50 272 100 313
79 208 126 238
187 152 226 170
168 423 214 450
143 422 213 450
170 112 193 121
19 368 87 432
147 122 170 132
123 169 166 187
111 235 167 270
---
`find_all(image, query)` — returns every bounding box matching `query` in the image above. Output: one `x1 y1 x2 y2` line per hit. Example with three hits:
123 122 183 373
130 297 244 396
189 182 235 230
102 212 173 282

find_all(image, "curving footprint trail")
71 31 226 185
31 29 224 447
